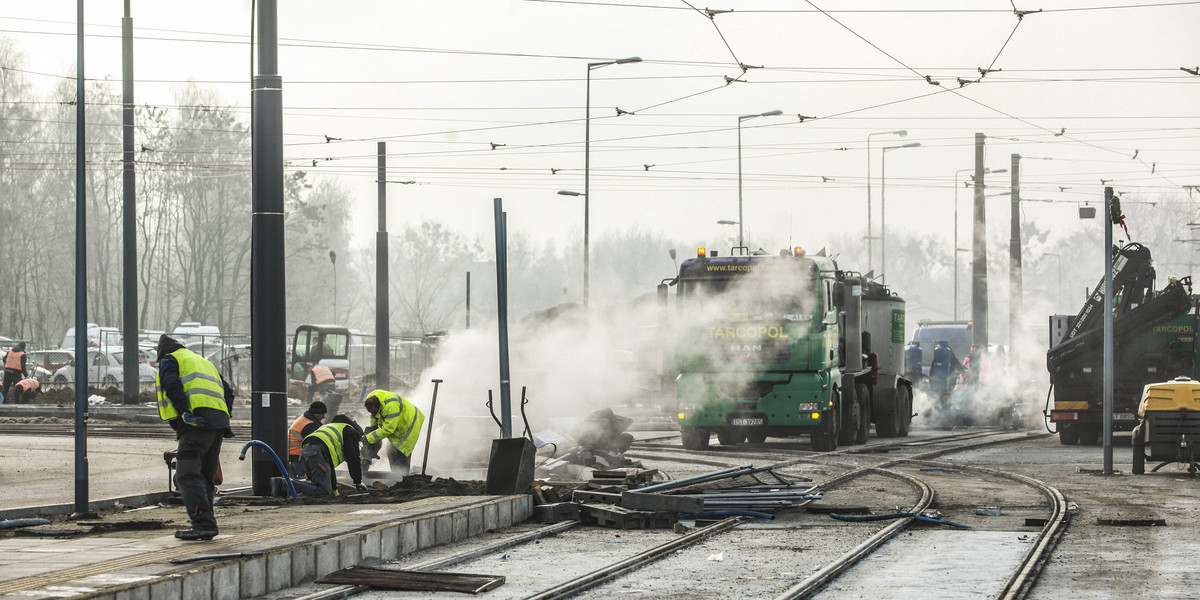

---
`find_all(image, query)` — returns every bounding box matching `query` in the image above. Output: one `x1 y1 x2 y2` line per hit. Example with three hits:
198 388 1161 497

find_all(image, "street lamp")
329 250 337 321
953 167 1005 319
880 141 920 285
583 56 641 307
866 130 906 271
737 109 783 250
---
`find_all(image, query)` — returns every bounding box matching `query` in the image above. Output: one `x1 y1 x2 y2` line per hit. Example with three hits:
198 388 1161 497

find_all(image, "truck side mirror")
657 282 669 306
832 282 846 308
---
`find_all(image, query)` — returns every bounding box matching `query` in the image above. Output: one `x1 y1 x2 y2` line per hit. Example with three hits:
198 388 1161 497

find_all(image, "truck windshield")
679 261 818 322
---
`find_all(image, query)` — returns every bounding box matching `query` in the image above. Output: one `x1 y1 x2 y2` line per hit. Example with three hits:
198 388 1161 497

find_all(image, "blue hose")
0 519 51 530
238 440 297 499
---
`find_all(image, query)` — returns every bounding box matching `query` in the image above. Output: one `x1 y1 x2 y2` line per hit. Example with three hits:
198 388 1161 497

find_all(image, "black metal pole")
465 272 471 330
73 0 89 517
1009 154 1021 361
376 142 390 390
121 0 139 405
493 199 512 437
250 0 288 496
1103 187 1115 473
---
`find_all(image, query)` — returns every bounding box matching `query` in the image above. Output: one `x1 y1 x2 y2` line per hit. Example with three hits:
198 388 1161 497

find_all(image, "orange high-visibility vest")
5 350 24 371
311 365 334 385
14 378 38 393
288 414 318 457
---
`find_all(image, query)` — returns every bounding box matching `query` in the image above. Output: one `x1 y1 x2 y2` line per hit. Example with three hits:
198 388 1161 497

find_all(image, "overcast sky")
3 1 1198 273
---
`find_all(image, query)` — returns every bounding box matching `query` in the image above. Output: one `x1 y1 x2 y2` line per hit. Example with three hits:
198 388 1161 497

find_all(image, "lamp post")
329 249 337 321
880 141 920 285
866 130 906 272
737 109 783 250
584 56 641 307
954 167 1005 319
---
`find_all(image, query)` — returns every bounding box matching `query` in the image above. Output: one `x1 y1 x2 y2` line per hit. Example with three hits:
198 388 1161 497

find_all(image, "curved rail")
772 467 935 600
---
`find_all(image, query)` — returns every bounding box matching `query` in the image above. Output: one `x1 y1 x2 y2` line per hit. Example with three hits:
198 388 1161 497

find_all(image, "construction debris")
530 463 820 530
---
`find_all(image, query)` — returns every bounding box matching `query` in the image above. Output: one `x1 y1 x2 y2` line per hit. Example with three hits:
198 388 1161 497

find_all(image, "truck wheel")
1132 441 1145 475
747 431 767 444
1059 424 1080 445
811 392 840 452
897 385 912 437
876 383 898 438
681 427 709 450
716 429 744 446
838 389 859 446
1078 427 1098 446
855 385 871 445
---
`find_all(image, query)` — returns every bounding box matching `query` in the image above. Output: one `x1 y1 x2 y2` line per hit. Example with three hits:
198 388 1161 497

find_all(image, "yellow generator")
1132 377 1200 475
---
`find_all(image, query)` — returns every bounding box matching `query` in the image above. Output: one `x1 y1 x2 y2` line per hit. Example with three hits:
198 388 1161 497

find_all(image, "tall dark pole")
1009 154 1022 357
121 0 139 405
465 272 471 330
376 143 390 390
583 67 592 308
493 199 512 437
1103 187 1116 474
73 0 89 517
971 133 989 348
250 0 288 496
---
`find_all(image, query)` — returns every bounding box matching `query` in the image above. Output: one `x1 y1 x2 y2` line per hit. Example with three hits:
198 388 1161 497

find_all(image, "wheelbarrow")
484 386 537 495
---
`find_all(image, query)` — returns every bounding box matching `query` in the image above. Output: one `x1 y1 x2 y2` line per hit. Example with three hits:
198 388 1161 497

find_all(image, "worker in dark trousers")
362 390 425 477
306 364 336 402
276 415 366 496
11 377 40 403
286 401 327 477
3 342 27 399
156 334 234 542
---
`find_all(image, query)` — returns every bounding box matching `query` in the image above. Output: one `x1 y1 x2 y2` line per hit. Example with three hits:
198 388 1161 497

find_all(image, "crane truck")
1046 242 1196 444
662 246 913 452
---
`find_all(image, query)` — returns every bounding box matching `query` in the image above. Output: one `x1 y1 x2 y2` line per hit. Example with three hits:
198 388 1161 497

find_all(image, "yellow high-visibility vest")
156 348 228 421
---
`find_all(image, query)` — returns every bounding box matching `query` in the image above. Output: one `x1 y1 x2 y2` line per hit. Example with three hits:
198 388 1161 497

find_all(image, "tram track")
313 428 1065 600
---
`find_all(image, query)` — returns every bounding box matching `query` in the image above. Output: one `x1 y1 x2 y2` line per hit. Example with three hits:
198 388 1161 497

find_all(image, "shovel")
484 386 536 495
420 378 443 476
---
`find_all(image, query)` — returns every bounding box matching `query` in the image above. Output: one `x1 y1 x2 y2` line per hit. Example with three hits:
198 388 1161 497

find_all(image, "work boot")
270 477 287 498
174 528 218 541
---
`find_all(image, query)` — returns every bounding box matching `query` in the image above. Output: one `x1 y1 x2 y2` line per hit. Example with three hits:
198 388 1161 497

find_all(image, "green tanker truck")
662 247 913 452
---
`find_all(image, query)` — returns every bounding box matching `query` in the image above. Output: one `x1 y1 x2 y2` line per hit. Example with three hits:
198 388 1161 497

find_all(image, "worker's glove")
180 412 206 428
355 483 368 492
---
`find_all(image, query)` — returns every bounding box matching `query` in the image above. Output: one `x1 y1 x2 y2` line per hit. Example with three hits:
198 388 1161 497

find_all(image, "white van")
172 322 223 356
61 324 122 350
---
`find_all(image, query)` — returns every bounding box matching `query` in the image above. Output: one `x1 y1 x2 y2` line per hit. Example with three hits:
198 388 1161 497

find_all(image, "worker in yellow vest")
155 334 234 542
362 390 424 477
279 415 366 496
286 401 327 476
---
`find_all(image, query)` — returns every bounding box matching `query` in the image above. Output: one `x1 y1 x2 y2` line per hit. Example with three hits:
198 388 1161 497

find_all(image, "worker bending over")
3 342 27 399
276 415 366 496
156 334 235 542
362 390 424 477
286 401 327 476
306 364 336 402
10 377 40 403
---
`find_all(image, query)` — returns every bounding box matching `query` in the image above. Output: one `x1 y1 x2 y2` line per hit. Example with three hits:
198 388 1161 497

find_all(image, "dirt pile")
294 474 487 505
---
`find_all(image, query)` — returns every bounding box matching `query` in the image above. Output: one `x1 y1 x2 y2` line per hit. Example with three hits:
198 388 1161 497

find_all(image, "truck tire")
1132 441 1145 475
897 385 912 437
855 384 871 445
747 431 767 444
838 388 859 446
876 382 899 438
1059 424 1080 445
811 392 840 452
717 429 744 446
1078 425 1100 446
681 426 709 450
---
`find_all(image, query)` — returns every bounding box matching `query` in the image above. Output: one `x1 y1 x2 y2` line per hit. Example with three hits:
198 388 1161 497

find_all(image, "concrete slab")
0 494 532 600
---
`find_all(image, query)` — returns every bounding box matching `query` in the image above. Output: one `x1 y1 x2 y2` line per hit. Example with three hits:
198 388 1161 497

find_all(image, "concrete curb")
0 491 175 521
55 494 532 600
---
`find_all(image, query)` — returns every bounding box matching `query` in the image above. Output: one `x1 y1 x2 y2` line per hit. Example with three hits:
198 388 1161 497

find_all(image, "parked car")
27 350 74 383
61 324 122 349
51 348 157 390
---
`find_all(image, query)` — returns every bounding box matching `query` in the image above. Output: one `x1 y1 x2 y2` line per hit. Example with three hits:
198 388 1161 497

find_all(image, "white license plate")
1113 413 1136 421
730 418 764 426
